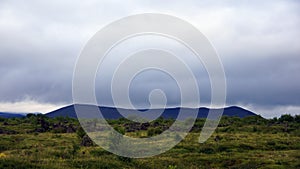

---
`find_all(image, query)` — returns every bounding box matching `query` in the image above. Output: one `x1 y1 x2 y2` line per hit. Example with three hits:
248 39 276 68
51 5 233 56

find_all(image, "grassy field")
0 115 299 169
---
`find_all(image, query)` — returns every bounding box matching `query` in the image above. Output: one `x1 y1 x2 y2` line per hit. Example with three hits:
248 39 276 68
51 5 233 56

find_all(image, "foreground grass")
0 115 299 169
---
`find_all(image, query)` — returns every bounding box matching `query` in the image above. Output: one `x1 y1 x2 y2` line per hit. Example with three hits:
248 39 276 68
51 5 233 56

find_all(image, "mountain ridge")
0 112 26 118
45 104 257 119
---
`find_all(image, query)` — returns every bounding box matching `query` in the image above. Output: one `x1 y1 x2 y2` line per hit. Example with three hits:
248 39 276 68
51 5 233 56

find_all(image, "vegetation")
0 114 299 169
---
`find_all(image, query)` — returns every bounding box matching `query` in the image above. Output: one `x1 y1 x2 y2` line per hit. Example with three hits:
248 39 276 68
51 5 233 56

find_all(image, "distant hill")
0 112 26 118
45 105 257 119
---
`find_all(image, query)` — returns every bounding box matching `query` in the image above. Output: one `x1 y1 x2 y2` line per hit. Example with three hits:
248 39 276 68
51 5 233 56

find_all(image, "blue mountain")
0 112 26 118
45 105 257 119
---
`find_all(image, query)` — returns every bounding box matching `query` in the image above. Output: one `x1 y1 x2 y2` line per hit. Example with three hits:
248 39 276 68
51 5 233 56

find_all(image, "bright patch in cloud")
0 100 63 113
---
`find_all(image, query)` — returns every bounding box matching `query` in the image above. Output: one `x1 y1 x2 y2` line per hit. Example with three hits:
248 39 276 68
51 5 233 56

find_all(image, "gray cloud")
0 0 299 116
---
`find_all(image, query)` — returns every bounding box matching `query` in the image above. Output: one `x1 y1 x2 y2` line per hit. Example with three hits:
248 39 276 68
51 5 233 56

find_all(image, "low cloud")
0 99 63 113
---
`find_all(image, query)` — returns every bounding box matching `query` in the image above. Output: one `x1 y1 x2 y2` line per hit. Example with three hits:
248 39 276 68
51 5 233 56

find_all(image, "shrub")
71 143 80 157
279 114 294 123
199 147 215 154
90 149 111 156
238 143 255 151
147 127 162 137
118 156 132 163
217 145 231 152
76 126 86 139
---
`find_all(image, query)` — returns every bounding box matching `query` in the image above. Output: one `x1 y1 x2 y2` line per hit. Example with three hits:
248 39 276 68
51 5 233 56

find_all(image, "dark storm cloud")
0 22 76 103
0 0 142 105
0 0 299 116
225 54 300 106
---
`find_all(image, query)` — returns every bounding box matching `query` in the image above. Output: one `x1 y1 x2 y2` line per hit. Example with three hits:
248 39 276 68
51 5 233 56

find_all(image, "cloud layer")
0 0 299 117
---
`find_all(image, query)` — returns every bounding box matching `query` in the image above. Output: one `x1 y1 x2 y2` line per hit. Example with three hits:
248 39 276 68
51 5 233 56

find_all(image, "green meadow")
0 114 299 169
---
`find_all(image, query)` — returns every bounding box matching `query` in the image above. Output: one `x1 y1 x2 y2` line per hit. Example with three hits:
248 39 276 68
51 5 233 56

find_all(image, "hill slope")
46 105 257 119
0 112 25 118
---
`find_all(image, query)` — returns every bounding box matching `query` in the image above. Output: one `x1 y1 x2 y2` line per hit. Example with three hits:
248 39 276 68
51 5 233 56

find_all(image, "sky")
0 0 299 118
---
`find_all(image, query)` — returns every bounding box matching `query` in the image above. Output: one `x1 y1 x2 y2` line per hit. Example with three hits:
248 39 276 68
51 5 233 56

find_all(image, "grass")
0 114 299 168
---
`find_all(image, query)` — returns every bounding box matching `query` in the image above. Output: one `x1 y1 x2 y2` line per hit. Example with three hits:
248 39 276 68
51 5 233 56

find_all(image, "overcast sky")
0 0 299 118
